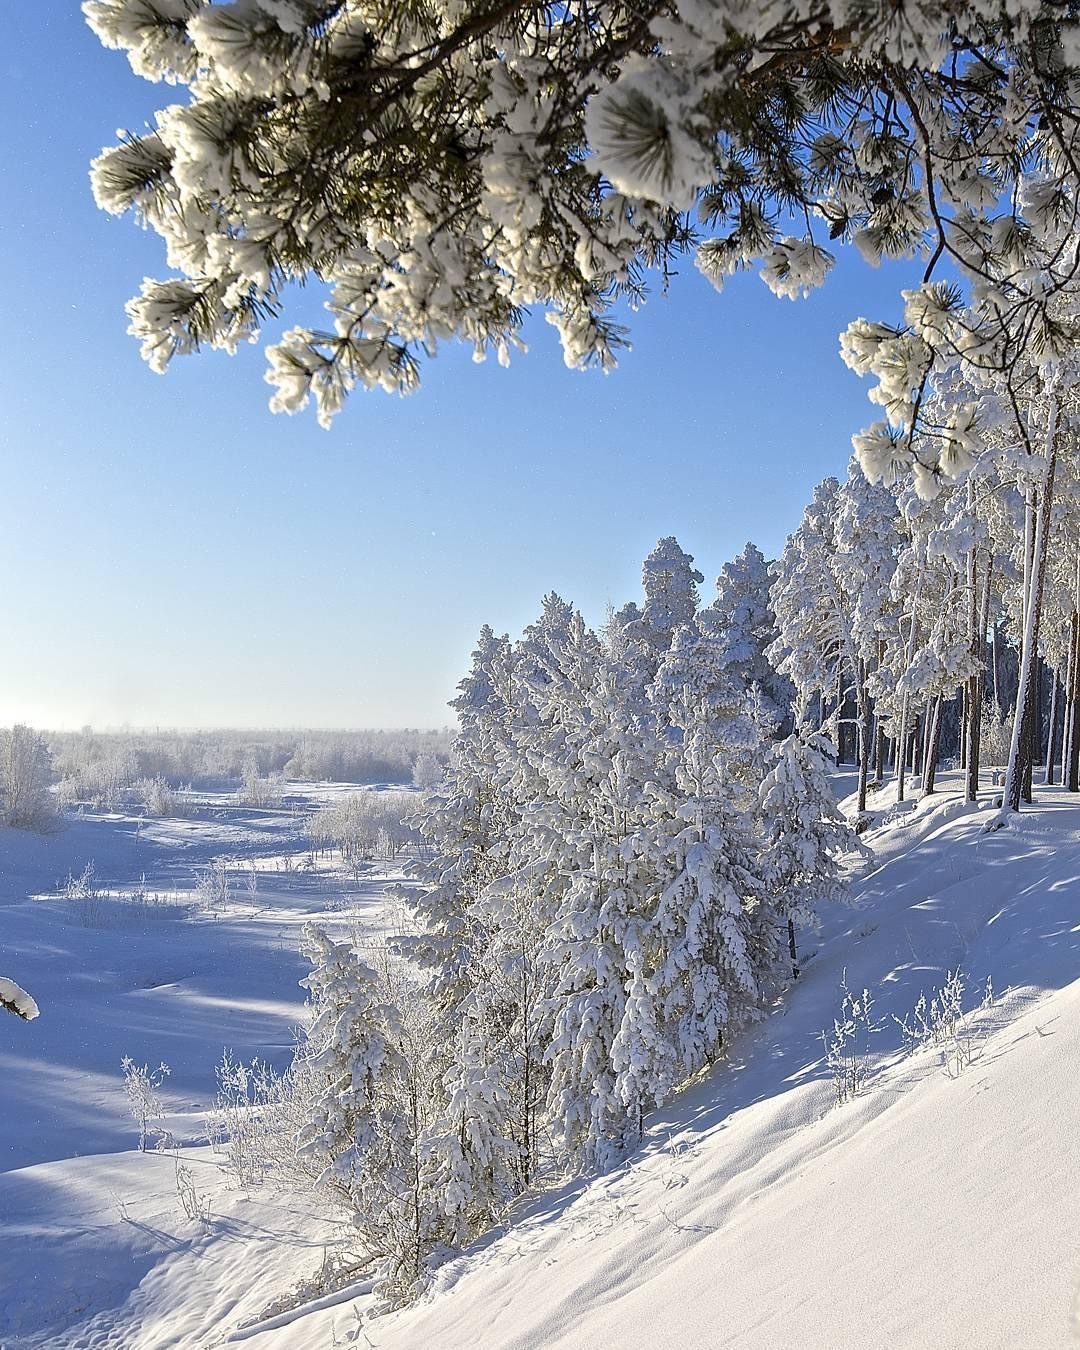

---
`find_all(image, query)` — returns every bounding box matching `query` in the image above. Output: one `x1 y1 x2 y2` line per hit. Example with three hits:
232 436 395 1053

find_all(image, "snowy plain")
1 776 1078 1349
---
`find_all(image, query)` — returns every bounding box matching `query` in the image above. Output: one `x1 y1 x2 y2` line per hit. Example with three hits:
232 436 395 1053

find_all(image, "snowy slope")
270 782 1080 1350
2 781 1078 1349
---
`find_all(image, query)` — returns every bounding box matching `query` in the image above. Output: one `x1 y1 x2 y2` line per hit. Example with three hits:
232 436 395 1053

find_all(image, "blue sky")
0 7 918 730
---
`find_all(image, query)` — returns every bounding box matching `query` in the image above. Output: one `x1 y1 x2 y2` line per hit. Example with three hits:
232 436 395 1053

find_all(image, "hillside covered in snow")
2 777 1077 1349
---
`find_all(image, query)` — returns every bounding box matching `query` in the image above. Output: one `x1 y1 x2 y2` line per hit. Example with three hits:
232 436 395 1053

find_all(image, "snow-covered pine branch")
0 977 39 1021
82 0 1080 450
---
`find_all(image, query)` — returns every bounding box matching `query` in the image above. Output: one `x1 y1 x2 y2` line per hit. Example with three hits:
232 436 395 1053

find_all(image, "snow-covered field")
2 777 1079 1349
0 786 410 1348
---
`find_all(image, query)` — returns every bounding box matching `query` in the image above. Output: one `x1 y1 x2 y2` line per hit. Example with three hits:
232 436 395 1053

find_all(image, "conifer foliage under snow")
288 539 866 1305
0 976 39 1021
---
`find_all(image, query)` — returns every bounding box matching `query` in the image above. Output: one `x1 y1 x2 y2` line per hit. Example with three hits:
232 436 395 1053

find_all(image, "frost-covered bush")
207 1046 325 1195
236 758 284 808
411 752 444 791
121 1056 171 1152
206 1051 279 1189
305 792 417 869
174 1156 212 1224
133 775 191 819
63 863 186 928
65 862 106 928
822 975 881 1105
0 726 58 831
193 859 231 911
981 705 1013 769
894 969 994 1077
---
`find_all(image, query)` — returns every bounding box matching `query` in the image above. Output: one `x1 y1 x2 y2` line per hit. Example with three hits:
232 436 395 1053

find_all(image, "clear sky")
0 7 920 731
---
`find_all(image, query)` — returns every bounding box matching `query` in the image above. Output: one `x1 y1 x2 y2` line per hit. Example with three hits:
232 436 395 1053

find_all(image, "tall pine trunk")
922 694 944 796
856 657 871 814
1066 577 1080 793
1002 432 1058 817
1044 670 1060 786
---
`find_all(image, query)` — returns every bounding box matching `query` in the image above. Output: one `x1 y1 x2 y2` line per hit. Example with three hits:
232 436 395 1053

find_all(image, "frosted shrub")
895 970 994 1077
981 706 1013 769
822 974 881 1105
237 761 284 808
133 775 191 819
0 726 58 831
207 1047 324 1195
65 862 105 927
411 752 445 790
174 1156 212 1223
121 1056 171 1152
194 859 230 911
207 1051 277 1189
305 791 417 870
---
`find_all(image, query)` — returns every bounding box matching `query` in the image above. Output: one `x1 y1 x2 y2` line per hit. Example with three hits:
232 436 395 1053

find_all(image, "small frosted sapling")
121 1056 171 1151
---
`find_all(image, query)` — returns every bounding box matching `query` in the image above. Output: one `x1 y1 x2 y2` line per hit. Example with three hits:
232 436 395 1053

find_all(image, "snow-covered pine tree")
297 923 408 1195
421 994 518 1245
710 541 791 727
642 622 771 1088
297 924 440 1306
523 613 650 1168
758 732 868 978
620 537 703 664
396 625 515 1037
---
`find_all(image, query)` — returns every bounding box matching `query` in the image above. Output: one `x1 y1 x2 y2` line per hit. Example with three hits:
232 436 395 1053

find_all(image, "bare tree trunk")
1003 439 1058 816
896 579 922 804
1044 669 1060 786
922 694 944 796
1022 655 1040 803
856 657 871 814
992 621 1002 713
959 683 969 771
965 545 983 804
1066 583 1080 793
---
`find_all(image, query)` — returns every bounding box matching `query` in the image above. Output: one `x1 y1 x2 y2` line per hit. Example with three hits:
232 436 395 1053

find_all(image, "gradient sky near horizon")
0 7 921 731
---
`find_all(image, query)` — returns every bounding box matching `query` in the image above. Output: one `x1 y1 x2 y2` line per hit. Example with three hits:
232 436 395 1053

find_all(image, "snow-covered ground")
2 776 1079 1348
0 787 409 1348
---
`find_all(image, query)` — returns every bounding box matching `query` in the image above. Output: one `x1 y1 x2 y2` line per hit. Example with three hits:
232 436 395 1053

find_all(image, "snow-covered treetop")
83 0 1080 444
630 537 704 652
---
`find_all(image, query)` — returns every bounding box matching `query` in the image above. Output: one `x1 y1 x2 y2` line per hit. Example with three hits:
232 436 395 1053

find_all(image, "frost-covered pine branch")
80 0 1080 451
0 977 40 1021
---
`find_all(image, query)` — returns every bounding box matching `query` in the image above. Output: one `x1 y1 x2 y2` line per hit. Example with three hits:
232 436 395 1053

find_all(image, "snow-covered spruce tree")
709 541 792 729
758 733 867 979
395 625 516 1040
621 537 704 662
85 2 1080 440
638 623 773 1102
768 476 887 810
297 924 441 1306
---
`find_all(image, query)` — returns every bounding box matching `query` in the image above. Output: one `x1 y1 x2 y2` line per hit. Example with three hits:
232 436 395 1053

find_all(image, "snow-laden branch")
0 977 40 1021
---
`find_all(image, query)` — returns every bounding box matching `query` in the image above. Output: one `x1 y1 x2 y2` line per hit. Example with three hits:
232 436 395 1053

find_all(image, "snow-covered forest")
5 0 1080 1345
